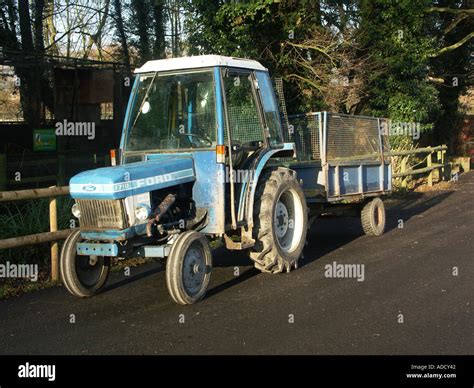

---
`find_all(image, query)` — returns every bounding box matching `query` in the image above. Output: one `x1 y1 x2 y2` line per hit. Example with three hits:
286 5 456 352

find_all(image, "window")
126 70 216 152
223 70 263 145
255 71 283 146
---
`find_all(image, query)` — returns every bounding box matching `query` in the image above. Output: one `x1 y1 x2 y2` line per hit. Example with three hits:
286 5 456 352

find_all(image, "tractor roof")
135 55 267 74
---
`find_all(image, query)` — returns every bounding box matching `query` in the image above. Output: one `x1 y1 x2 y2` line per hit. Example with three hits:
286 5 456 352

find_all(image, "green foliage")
0 198 74 266
185 0 471 149
359 0 442 131
185 0 322 113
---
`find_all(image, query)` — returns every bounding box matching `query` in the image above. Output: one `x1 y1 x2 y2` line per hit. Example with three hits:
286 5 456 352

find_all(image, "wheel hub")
275 201 289 239
89 256 98 266
183 246 205 295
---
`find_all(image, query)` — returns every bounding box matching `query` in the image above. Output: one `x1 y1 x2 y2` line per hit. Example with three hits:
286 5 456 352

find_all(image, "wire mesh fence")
286 112 390 164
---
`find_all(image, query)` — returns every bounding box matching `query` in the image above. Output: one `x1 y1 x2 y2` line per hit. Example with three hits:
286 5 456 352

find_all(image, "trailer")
61 55 391 305
284 112 391 233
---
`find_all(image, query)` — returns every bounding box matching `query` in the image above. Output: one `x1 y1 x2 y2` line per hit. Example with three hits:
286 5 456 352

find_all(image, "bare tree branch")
431 31 474 57
427 7 474 15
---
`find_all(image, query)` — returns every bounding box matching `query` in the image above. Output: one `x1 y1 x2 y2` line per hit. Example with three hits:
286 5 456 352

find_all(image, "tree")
113 0 132 73
0 0 51 125
282 28 383 114
131 0 152 62
153 0 166 59
358 0 442 136
428 0 474 150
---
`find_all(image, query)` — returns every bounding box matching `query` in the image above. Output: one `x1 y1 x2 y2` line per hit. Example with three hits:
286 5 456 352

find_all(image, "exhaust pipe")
146 194 176 237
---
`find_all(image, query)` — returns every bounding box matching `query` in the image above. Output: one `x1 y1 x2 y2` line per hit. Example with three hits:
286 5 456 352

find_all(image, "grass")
0 197 74 266
0 197 75 299
0 272 58 299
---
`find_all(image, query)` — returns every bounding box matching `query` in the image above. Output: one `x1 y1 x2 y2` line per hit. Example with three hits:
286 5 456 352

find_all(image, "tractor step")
224 234 255 250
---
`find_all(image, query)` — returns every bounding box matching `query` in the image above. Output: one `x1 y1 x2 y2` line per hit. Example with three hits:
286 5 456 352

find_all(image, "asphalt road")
0 172 473 355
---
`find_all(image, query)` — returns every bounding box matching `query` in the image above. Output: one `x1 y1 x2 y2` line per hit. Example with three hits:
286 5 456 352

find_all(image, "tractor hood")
69 156 195 200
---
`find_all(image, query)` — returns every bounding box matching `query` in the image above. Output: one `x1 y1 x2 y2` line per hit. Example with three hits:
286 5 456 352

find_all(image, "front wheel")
166 231 213 305
60 230 110 297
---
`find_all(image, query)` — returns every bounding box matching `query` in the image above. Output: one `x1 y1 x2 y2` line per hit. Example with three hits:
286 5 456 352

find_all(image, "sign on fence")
33 129 56 152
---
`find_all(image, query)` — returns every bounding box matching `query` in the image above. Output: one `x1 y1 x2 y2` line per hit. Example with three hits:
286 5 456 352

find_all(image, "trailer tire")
166 231 212 305
60 230 110 298
361 197 386 236
249 167 308 274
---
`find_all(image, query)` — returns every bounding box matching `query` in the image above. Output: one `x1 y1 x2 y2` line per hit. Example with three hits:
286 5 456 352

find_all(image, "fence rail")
0 185 73 281
387 145 448 188
0 152 110 191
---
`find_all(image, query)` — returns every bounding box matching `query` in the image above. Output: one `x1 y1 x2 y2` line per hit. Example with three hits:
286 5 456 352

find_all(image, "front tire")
249 167 308 274
60 230 110 297
166 231 212 305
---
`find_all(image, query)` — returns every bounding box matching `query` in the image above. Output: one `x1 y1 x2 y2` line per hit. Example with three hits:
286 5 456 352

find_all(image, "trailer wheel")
60 230 110 297
166 231 212 305
249 167 308 274
361 197 386 236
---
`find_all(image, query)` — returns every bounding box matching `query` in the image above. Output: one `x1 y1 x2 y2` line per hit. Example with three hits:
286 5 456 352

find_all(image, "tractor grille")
76 199 128 230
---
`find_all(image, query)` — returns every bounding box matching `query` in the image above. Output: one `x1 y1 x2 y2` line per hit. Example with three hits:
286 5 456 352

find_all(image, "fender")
237 142 296 227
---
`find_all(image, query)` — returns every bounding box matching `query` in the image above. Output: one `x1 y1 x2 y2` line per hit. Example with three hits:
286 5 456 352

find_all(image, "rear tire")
249 167 308 274
166 231 212 305
60 230 110 297
361 197 386 236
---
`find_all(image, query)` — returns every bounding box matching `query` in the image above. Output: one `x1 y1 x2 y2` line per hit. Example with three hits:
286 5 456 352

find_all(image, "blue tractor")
62 55 391 304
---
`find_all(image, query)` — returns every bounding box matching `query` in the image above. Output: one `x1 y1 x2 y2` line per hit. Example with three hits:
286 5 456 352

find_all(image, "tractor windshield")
125 70 217 152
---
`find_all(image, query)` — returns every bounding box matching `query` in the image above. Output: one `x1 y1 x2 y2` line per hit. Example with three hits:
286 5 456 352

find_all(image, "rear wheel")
249 167 308 274
166 231 212 305
60 230 110 297
361 197 386 236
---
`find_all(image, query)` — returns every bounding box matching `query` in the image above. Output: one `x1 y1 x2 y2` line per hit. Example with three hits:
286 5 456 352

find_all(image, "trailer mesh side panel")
287 113 321 161
286 112 389 164
326 114 381 161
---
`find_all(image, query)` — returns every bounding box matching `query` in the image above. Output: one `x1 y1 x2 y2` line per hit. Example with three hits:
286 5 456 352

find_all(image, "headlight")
134 204 151 221
71 203 81 218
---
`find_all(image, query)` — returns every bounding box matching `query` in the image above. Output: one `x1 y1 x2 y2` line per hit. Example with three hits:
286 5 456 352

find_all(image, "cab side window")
223 71 264 145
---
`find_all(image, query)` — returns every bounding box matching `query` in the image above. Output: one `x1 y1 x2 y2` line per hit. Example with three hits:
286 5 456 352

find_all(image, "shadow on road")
298 190 454 269
101 190 454 299
102 262 163 293
384 190 454 232
207 267 260 299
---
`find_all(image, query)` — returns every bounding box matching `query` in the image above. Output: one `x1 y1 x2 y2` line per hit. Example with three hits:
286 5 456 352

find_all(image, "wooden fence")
0 186 75 281
388 145 448 188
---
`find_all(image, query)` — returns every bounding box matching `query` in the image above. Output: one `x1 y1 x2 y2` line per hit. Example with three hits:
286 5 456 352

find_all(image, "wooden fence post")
441 146 447 181
427 151 433 187
49 189 59 282
401 156 408 188
437 150 442 182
